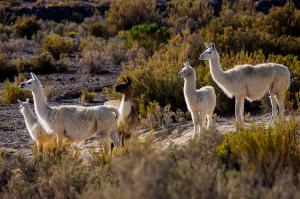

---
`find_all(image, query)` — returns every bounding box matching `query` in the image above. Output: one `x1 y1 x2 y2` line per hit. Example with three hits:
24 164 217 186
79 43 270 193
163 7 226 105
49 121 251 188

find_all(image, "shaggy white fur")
178 62 216 137
199 43 290 129
104 77 138 146
17 98 48 153
19 73 121 152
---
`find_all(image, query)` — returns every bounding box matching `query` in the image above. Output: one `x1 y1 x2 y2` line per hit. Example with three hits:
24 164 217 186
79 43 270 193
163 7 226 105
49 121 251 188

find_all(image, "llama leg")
240 97 245 125
235 97 244 130
198 113 205 135
110 130 121 147
56 135 60 149
207 112 214 131
36 140 40 154
267 93 278 128
191 111 199 138
275 93 285 117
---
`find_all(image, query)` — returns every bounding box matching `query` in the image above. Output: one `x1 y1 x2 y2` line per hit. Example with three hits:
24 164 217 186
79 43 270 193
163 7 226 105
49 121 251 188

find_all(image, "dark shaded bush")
13 16 41 39
88 21 108 38
42 33 77 59
0 53 18 81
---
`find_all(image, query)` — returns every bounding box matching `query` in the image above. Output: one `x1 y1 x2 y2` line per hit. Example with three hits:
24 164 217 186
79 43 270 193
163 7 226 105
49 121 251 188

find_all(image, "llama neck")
32 83 51 121
118 92 132 120
183 75 196 97
209 55 228 86
22 108 37 129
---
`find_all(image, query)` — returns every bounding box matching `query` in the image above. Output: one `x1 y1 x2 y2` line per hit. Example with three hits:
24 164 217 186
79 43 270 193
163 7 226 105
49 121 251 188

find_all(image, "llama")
199 43 290 129
104 77 139 146
17 98 52 154
178 62 216 137
19 73 121 155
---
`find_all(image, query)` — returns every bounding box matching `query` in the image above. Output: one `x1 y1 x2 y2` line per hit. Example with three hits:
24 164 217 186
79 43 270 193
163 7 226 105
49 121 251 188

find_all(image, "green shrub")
124 22 171 51
13 52 67 74
106 0 160 34
0 53 18 82
81 91 96 103
217 119 300 186
13 16 41 39
1 75 30 105
42 34 76 59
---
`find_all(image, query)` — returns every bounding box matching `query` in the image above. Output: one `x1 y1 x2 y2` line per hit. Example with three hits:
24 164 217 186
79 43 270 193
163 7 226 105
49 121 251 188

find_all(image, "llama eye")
208 52 211 54
28 82 32 84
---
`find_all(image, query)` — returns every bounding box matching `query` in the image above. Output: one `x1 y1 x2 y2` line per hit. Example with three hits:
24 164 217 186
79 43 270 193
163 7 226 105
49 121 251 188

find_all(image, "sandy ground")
0 102 274 159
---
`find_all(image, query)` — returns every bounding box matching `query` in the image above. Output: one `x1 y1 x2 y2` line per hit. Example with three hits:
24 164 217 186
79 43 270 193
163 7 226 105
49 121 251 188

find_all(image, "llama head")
178 62 195 79
199 42 218 60
115 76 132 94
19 73 41 91
17 98 30 115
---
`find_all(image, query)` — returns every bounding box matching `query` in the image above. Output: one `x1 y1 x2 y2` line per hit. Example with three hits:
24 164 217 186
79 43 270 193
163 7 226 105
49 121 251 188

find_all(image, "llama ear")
31 72 37 80
127 77 131 84
17 99 22 105
122 77 126 82
26 98 30 103
210 43 215 50
204 42 210 48
186 62 192 68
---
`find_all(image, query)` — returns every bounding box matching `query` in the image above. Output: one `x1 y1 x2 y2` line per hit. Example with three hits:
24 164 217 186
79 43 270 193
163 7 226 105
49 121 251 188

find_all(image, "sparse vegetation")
81 91 96 103
1 120 300 198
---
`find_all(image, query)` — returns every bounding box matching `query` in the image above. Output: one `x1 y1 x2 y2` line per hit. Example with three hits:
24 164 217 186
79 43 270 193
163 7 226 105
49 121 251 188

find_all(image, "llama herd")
17 43 291 155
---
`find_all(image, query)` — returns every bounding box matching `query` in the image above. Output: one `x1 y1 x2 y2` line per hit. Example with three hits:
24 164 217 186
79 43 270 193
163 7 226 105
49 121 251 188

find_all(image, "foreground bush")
2 120 300 198
217 119 300 186
42 34 77 59
13 16 41 39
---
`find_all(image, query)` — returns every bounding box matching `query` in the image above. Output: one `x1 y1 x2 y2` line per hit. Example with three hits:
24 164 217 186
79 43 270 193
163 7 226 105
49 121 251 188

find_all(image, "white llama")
104 77 139 146
178 62 216 137
17 98 51 154
199 43 290 129
19 73 121 154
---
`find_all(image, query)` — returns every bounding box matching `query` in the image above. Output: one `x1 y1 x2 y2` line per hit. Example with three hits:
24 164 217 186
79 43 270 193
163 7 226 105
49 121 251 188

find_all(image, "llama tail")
108 107 120 120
